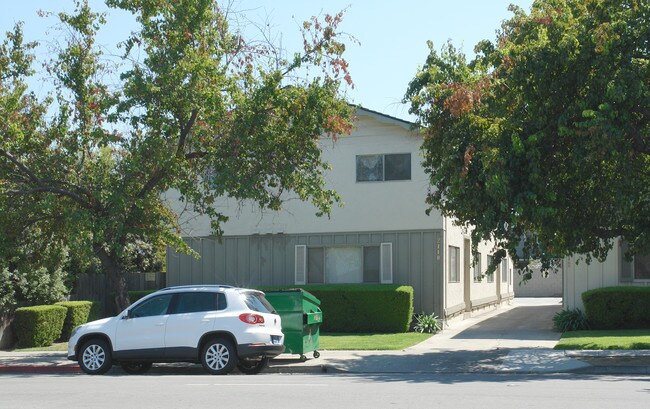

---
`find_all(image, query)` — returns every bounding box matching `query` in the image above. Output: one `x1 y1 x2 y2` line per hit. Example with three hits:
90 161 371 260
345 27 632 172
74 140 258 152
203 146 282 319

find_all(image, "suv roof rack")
158 285 235 291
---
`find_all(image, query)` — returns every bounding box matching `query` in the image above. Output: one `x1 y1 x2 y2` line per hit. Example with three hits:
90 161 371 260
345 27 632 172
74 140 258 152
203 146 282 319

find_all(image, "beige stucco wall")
165 111 441 237
443 219 513 317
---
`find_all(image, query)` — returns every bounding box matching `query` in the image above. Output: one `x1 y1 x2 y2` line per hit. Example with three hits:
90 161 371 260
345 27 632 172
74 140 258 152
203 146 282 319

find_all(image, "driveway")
306 297 570 373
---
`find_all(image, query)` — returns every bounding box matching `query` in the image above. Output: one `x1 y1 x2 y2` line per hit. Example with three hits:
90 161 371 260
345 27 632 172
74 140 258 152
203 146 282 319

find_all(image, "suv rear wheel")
201 337 238 375
78 338 112 375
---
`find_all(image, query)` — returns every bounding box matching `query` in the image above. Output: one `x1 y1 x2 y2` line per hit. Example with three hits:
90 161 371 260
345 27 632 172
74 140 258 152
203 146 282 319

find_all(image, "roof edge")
351 105 417 131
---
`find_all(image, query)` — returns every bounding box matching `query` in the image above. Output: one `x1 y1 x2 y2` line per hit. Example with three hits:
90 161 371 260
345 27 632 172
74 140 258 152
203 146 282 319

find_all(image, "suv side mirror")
123 310 132 320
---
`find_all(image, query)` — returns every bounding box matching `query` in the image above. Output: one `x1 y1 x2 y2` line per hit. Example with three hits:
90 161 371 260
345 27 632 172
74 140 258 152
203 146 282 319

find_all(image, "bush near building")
582 287 650 329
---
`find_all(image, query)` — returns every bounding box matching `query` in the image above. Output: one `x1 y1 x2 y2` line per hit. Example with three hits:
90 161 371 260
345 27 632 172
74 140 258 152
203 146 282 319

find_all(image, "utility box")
264 289 322 361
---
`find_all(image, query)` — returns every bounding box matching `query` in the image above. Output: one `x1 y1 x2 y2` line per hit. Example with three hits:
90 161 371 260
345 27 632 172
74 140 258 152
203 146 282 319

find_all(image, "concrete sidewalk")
2 298 649 375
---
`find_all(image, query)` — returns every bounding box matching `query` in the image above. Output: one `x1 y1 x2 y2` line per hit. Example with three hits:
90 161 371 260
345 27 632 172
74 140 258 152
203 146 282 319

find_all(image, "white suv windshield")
241 292 276 314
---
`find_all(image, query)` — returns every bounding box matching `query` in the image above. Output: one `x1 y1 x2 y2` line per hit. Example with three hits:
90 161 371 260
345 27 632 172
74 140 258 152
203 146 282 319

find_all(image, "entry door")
463 239 472 312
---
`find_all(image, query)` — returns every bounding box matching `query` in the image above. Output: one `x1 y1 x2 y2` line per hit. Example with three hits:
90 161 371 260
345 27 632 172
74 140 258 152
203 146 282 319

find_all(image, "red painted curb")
0 365 81 374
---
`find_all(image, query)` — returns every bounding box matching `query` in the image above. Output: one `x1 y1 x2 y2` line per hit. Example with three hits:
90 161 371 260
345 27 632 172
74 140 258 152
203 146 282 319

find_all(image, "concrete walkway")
2 298 649 375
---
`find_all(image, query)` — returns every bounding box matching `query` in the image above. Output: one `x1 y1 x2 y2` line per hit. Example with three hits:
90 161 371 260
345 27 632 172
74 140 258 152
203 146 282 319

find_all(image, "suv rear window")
173 292 225 314
241 292 276 314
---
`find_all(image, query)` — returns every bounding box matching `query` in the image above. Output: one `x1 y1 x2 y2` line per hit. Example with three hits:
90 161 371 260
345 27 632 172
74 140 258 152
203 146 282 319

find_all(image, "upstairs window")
356 153 411 182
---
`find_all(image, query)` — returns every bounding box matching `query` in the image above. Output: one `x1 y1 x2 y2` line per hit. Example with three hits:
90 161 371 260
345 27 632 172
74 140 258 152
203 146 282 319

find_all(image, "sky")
1 0 534 121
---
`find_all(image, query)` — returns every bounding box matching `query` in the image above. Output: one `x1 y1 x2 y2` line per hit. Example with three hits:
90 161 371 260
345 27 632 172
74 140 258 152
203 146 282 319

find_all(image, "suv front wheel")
201 337 238 375
78 338 112 375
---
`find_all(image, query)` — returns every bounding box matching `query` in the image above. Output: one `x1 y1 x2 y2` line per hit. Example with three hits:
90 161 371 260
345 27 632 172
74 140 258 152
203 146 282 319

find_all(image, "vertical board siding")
166 230 444 314
422 232 436 313
409 233 422 312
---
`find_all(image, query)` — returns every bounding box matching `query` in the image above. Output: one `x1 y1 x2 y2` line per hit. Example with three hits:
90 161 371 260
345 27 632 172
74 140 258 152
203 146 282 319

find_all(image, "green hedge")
128 285 415 333
55 301 100 341
261 285 414 333
128 290 156 303
12 305 67 348
582 286 650 329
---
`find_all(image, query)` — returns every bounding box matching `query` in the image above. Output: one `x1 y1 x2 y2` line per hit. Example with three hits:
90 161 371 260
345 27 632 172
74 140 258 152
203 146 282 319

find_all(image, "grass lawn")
319 332 433 350
554 329 650 350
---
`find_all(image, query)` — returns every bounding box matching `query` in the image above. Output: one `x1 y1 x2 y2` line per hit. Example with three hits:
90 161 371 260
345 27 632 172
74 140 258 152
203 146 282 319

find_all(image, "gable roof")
353 106 416 131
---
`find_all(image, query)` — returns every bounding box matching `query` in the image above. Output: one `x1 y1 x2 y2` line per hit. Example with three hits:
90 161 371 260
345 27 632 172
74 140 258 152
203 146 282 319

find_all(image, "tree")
0 0 354 311
405 0 649 275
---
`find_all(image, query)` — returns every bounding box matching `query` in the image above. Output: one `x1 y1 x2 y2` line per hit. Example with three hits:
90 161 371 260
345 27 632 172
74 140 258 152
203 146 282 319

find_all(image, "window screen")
363 246 380 283
308 247 325 284
634 252 650 279
473 253 482 282
486 255 495 283
356 155 383 181
384 154 411 180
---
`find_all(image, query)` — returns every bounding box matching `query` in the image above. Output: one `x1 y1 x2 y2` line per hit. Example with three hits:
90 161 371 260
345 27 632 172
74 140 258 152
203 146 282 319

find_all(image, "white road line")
185 383 328 387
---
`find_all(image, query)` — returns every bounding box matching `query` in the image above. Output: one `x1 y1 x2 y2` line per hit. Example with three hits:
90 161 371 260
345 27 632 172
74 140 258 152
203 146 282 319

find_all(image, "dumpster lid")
264 288 321 305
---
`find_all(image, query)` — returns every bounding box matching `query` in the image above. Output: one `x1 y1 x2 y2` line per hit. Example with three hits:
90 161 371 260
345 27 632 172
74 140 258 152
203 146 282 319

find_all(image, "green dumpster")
264 289 322 361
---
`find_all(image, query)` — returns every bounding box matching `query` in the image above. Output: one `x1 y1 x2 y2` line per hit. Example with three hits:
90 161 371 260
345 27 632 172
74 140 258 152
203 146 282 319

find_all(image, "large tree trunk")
96 246 131 313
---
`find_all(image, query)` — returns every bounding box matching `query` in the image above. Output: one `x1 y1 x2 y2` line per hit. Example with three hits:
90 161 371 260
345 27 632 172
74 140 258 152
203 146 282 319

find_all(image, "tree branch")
8 187 94 209
0 148 40 184
185 151 207 160
134 109 199 201
176 109 199 157
1 148 98 209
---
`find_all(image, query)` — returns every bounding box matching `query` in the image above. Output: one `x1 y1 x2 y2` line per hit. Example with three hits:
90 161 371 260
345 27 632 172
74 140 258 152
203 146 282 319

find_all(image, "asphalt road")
1 373 649 409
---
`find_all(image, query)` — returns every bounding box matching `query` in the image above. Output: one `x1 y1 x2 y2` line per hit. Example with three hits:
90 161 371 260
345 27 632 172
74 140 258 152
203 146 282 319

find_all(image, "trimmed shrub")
12 305 67 348
261 285 414 333
55 301 100 341
552 308 589 332
582 286 650 330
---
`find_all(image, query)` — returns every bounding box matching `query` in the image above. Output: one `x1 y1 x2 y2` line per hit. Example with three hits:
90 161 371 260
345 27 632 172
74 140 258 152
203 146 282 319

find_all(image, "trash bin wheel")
299 354 307 362
313 351 320 359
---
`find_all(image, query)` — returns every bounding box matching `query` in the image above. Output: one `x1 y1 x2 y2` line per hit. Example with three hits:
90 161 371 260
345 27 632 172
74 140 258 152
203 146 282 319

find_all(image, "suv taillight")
239 313 265 325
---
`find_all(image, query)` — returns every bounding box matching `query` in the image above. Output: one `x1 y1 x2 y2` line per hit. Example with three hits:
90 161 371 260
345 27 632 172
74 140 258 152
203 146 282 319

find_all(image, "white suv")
67 285 284 375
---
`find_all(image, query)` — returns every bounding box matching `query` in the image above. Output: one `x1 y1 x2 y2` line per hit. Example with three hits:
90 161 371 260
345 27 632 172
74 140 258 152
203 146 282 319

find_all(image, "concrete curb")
0 364 81 374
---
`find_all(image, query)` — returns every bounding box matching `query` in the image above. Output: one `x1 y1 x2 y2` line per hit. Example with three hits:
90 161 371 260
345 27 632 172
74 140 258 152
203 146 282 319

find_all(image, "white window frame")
380 242 393 284
295 245 307 285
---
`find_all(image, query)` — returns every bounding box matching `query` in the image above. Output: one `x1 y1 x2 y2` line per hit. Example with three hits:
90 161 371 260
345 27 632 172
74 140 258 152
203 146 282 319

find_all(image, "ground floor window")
473 253 482 282
296 244 392 284
486 255 495 283
620 241 650 282
634 252 650 280
449 246 460 283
